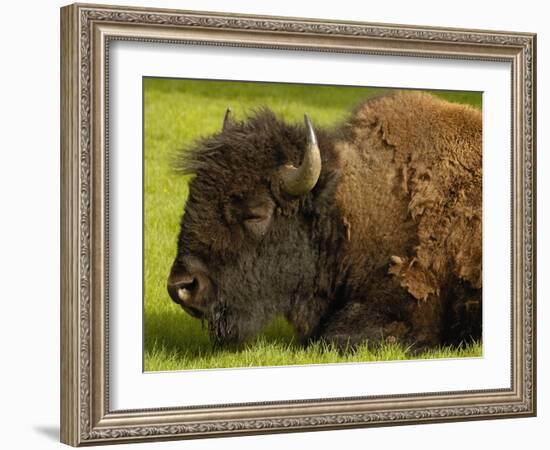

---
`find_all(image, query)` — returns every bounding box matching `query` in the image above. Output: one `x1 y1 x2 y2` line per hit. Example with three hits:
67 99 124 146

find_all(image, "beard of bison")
170 95 483 351
204 216 320 347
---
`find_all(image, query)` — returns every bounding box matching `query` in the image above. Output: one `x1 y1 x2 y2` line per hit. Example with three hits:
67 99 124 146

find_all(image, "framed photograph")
60 3 536 446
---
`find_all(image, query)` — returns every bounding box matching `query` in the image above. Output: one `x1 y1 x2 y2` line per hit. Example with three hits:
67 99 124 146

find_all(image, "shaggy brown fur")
168 91 482 351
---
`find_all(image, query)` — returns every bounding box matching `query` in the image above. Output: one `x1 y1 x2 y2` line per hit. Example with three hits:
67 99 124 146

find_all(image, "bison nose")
167 266 209 319
168 275 198 304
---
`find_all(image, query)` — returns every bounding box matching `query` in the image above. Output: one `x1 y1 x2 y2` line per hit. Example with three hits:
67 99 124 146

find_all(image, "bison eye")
243 201 274 237
243 213 272 237
243 207 270 222
227 194 275 238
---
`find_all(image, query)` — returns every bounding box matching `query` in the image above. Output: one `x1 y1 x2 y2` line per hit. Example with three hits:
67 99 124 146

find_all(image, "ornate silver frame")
60 3 536 446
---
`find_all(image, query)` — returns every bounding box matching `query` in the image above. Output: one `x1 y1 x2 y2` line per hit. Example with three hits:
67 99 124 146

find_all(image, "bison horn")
222 107 233 131
279 114 322 196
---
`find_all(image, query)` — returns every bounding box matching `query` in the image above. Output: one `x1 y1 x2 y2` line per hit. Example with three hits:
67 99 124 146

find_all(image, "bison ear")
222 107 233 132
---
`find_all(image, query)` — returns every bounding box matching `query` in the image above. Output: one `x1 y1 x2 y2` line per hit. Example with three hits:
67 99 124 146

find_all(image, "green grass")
146 338 483 372
143 78 482 372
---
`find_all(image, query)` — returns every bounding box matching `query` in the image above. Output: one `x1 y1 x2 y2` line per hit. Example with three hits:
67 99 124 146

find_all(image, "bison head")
167 108 333 347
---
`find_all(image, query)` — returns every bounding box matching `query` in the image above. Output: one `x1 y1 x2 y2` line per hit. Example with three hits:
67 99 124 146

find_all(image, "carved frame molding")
60 3 536 446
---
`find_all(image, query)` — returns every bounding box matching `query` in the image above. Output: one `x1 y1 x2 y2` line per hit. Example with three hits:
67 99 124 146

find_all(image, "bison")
167 91 482 352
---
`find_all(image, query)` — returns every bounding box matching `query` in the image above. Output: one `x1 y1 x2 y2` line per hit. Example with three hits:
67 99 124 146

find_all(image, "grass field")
143 78 482 372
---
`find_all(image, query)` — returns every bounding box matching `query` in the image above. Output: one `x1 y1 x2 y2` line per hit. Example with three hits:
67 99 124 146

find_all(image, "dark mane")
174 108 308 178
